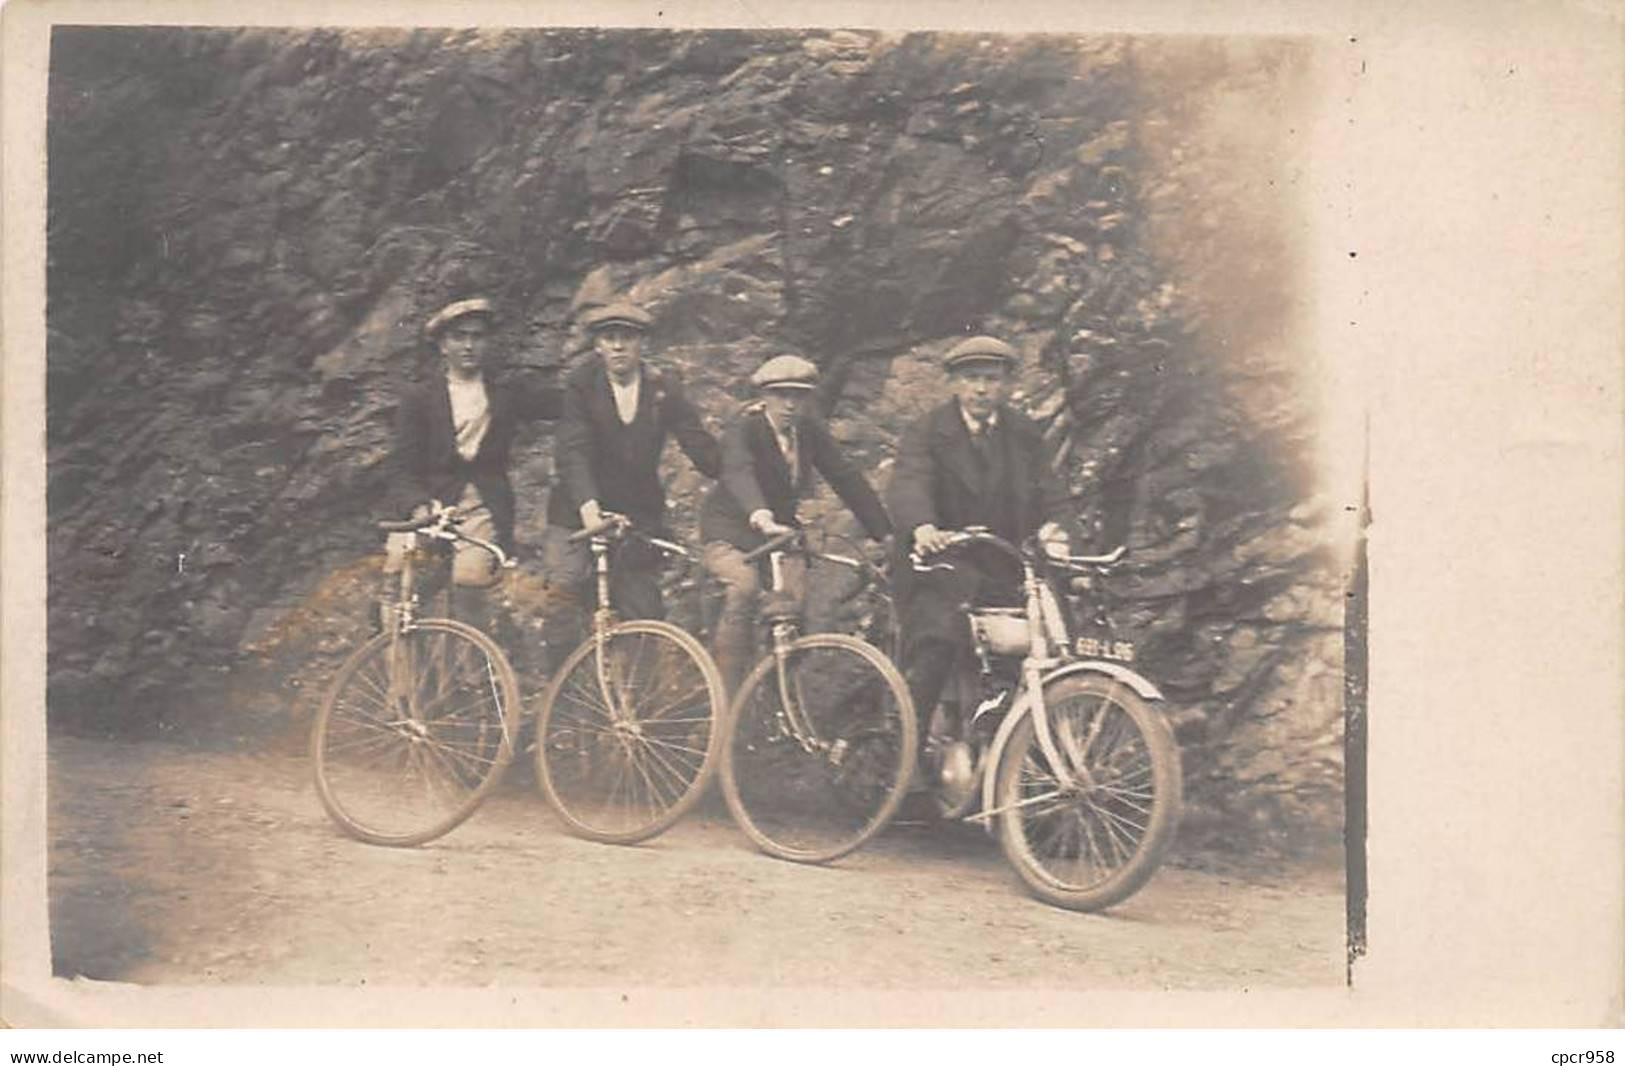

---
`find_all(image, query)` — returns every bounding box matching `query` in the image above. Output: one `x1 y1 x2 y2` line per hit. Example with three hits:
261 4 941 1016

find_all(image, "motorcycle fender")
977 661 1165 832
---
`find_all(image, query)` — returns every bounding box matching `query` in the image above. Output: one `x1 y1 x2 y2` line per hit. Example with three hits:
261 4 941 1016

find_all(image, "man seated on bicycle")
699 353 893 692
384 295 561 626
540 301 721 667
886 335 1077 738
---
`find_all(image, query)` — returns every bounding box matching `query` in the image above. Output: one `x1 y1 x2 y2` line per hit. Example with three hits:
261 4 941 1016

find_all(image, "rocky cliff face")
47 27 1344 847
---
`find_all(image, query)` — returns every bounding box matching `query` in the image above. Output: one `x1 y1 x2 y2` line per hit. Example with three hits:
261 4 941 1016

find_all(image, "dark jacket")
700 403 893 550
547 358 720 531
390 370 561 551
887 399 1074 547
886 400 1076 647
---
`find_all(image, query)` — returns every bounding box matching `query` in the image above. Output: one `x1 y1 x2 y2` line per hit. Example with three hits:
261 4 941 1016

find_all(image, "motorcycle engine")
933 740 978 818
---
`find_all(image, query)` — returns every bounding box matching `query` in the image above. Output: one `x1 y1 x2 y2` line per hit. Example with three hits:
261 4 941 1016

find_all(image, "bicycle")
310 505 523 846
909 529 1182 912
532 512 728 844
718 527 917 864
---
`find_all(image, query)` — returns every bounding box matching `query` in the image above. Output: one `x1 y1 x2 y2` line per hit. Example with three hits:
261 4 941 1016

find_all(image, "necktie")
781 426 799 484
970 418 994 470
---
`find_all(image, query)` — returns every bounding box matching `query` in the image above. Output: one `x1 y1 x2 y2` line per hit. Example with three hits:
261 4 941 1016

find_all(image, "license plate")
1073 635 1136 663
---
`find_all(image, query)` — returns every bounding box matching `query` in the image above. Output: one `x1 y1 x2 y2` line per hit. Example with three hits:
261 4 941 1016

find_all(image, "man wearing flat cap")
385 295 561 623
699 353 892 692
541 301 720 664
887 335 1077 742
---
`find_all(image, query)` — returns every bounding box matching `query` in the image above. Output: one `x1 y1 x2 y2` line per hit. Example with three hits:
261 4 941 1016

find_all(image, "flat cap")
751 354 820 390
943 335 1019 371
424 297 493 336
580 302 654 333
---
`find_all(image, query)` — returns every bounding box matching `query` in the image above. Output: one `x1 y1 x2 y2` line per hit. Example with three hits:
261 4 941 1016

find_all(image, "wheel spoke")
628 739 686 809
626 680 709 725
1088 805 1135 867
1088 795 1150 839
1076 810 1112 871
321 727 404 759
638 732 710 760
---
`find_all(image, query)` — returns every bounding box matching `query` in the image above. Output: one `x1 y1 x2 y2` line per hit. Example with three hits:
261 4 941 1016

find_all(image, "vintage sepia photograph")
35 20 1359 997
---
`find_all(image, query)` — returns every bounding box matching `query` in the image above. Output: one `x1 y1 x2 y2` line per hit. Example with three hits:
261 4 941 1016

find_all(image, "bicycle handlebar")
566 512 694 564
739 527 802 565
643 534 693 562
908 528 1022 571
1054 544 1126 568
568 511 633 543
378 503 516 569
378 500 457 535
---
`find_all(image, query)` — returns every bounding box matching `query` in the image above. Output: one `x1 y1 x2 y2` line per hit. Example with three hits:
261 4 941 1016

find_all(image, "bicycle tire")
534 619 726 844
993 674 1181 912
720 633 917 864
312 617 522 847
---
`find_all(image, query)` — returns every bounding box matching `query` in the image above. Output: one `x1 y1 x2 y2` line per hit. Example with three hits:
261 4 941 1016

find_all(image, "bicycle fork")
588 537 642 745
764 551 832 759
1019 563 1098 795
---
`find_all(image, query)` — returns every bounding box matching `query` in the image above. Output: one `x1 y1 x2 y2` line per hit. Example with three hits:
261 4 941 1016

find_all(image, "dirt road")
48 735 1346 989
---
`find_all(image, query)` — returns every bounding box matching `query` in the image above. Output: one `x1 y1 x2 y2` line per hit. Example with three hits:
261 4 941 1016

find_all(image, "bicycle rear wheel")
721 633 916 864
534 620 725 844
312 618 521 846
993 674 1181 911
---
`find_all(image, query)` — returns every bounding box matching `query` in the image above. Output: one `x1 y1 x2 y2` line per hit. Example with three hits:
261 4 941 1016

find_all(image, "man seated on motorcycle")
699 353 893 693
886 335 1077 754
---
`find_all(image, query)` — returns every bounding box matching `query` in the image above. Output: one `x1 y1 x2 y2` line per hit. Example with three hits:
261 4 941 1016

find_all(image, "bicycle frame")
764 546 823 754
576 514 699 729
379 509 518 736
749 529 882 757
384 508 517 635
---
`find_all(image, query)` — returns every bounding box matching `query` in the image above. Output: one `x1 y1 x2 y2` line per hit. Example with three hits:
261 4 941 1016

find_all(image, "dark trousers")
537 525 665 671
896 554 1021 734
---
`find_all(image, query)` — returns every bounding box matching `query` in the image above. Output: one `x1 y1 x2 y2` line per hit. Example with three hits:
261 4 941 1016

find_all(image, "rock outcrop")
47 28 1347 846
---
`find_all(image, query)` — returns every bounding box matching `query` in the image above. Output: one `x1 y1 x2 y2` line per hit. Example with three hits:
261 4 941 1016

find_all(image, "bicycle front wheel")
312 618 521 846
993 674 1182 912
721 633 916 864
534 620 726 844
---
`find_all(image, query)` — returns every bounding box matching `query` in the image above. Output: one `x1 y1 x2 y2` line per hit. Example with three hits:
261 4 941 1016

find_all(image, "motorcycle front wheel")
992 674 1181 912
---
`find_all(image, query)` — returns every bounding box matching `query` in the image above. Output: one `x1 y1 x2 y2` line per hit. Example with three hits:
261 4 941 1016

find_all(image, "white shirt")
764 410 799 476
750 410 801 533
960 404 998 438
610 373 641 426
446 374 491 461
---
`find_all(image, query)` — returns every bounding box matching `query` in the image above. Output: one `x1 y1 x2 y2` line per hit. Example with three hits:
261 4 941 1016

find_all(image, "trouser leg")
539 528 592 674
902 638 959 737
376 532 416 631
703 542 760 695
608 545 665 621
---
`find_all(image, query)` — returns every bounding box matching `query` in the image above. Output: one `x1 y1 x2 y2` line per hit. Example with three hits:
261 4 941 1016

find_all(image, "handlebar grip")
377 517 423 533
